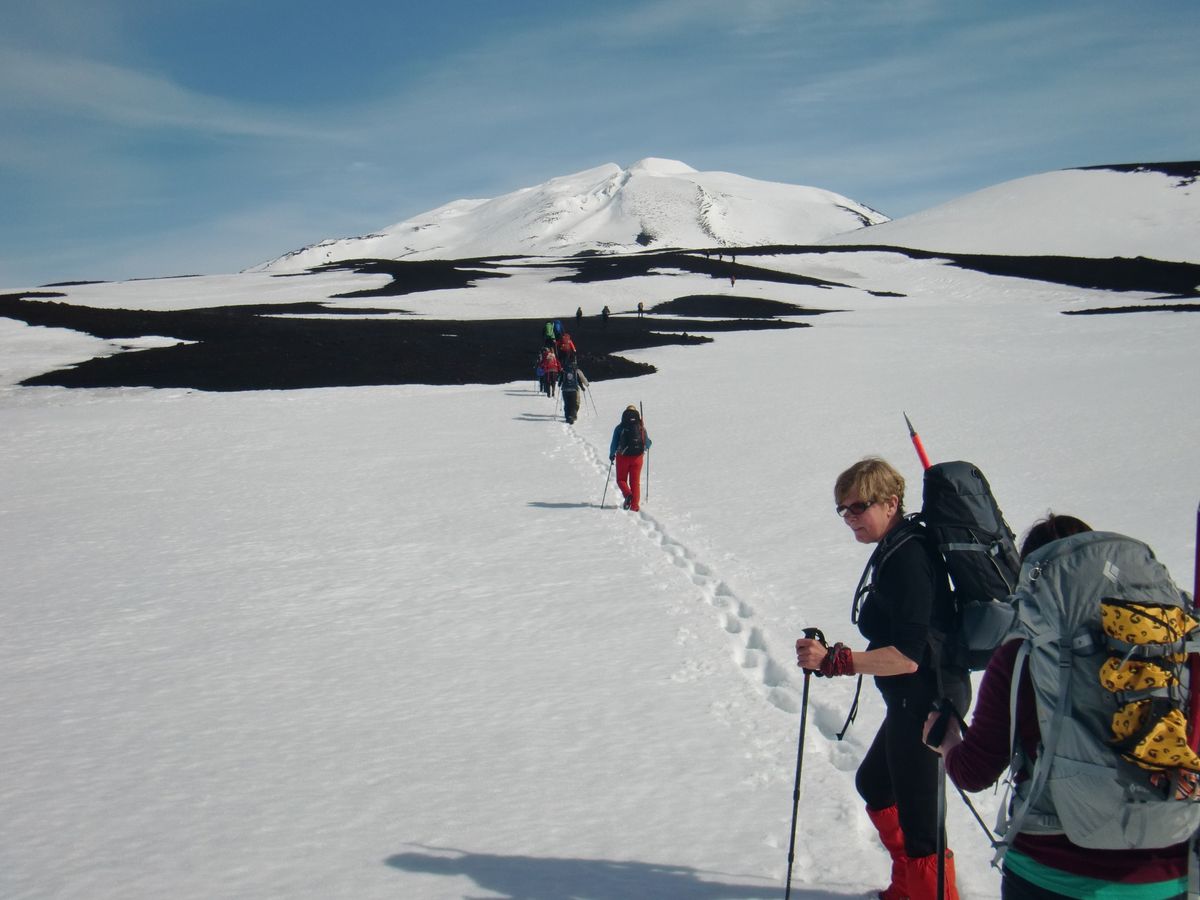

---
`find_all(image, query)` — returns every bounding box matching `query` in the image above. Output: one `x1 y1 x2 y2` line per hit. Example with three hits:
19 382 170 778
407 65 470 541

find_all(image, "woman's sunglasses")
835 500 875 518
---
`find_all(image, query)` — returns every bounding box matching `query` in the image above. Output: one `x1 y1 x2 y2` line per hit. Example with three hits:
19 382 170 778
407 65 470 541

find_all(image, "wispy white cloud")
0 48 346 142
589 0 955 45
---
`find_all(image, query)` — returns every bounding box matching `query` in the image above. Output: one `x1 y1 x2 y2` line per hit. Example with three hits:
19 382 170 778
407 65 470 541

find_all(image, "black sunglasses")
835 500 875 518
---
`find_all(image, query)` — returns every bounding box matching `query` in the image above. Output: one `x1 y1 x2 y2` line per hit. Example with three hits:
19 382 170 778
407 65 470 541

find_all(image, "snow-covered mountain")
255 157 888 273
822 162 1200 264
253 159 1200 278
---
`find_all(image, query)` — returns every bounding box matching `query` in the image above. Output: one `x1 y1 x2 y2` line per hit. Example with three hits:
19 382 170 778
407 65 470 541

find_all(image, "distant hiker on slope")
557 331 577 366
534 350 546 394
575 306 583 328
539 347 561 397
601 305 610 326
923 513 1193 899
559 363 588 425
795 457 968 900
608 406 650 511
637 301 644 318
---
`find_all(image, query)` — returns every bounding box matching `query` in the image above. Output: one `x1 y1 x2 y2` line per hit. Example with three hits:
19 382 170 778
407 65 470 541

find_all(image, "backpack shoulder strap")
993 638 1032 862
882 514 926 556
993 632 1073 862
852 516 926 623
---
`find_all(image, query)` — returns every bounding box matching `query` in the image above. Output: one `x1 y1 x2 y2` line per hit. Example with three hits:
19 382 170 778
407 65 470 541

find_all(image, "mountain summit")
257 158 888 272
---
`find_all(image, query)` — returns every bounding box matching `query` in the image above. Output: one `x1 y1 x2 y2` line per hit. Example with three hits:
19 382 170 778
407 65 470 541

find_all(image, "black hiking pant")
563 391 579 422
855 680 969 859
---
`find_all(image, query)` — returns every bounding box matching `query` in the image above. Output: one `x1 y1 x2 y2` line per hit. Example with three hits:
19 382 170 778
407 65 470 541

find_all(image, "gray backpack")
997 531 1200 854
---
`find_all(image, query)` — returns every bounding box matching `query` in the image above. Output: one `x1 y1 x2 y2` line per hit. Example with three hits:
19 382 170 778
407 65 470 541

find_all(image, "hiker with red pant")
608 406 651 511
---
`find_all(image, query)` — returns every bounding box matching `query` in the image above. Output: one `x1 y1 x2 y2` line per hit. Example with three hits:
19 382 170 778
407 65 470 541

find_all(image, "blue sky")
2 0 1197 287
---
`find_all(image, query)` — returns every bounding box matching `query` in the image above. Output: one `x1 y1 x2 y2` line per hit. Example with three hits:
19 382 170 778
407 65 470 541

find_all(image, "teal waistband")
1004 849 1185 900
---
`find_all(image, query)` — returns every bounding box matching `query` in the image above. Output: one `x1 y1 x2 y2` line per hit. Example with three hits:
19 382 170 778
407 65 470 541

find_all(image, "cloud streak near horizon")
1 0 1197 287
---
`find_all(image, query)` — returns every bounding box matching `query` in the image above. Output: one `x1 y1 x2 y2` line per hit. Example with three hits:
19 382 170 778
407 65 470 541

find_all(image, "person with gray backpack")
559 363 588 424
924 513 1199 899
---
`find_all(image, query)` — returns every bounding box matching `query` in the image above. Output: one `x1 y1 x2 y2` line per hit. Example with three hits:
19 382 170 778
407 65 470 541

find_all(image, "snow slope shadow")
384 844 782 899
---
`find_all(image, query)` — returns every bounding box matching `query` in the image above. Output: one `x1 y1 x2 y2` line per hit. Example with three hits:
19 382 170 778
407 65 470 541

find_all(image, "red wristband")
818 642 855 677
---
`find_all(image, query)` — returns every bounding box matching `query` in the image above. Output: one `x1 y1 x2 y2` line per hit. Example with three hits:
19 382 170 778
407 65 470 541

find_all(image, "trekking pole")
928 701 997 844
1186 507 1200 900
936 756 947 900
926 698 958 900
785 627 825 900
1189 500 1200 753
600 459 613 510
587 386 598 417
904 412 932 470
640 401 650 502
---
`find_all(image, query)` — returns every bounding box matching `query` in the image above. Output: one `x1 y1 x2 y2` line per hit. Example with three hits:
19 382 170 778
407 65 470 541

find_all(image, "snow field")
2 240 1198 898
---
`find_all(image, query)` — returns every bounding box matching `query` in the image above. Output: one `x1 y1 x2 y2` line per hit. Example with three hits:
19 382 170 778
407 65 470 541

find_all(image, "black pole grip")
925 697 962 747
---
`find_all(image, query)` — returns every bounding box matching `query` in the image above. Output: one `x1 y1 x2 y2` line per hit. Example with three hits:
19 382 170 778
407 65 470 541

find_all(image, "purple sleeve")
945 640 1035 792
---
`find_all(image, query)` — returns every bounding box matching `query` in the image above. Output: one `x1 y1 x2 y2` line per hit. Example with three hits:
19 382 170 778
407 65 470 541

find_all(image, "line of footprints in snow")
564 423 820 722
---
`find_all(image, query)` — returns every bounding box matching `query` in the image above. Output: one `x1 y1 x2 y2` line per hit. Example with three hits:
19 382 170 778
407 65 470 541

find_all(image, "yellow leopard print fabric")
1101 601 1197 654
1099 657 1177 692
1101 599 1200 772
1112 702 1200 772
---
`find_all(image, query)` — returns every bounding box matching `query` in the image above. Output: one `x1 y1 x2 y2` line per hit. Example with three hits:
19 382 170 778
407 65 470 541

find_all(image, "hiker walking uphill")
923 513 1196 899
556 331 577 366
609 406 651 511
795 457 969 900
538 346 561 397
559 363 588 425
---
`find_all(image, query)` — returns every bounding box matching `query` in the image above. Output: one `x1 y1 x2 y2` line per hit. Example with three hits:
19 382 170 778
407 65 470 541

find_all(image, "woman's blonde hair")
834 457 906 514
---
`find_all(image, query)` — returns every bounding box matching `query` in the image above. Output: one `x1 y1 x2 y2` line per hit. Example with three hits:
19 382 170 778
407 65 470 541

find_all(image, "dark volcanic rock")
650 295 835 318
1076 161 1200 184
0 293 808 392
8 237 1195 392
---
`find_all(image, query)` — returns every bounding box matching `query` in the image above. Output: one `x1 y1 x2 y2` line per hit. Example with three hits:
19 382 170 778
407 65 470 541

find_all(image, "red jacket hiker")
557 333 576 361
